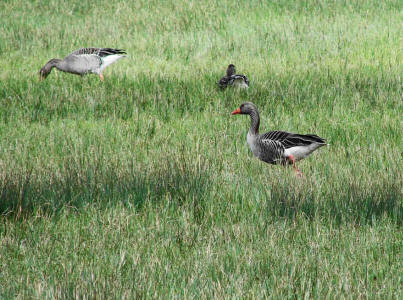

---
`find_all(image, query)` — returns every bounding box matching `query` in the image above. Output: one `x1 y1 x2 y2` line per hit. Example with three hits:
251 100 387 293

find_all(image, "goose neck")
53 59 66 71
248 110 260 135
45 58 62 71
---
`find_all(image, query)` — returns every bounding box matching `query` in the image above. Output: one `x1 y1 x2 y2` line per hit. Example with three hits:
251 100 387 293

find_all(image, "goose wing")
260 131 326 149
256 137 285 164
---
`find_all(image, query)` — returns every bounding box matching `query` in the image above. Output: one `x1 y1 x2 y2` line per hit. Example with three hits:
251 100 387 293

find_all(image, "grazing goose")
231 102 326 176
218 64 249 89
39 48 127 81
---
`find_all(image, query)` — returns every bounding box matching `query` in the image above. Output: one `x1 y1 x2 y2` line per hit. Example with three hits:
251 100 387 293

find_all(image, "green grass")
0 0 402 298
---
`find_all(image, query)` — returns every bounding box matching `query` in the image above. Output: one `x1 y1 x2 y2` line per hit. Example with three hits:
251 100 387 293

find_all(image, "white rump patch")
284 144 323 161
233 78 249 88
99 55 126 73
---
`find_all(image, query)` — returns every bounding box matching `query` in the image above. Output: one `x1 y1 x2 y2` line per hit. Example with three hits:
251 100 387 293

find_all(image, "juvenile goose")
39 48 127 81
232 102 326 175
218 64 249 89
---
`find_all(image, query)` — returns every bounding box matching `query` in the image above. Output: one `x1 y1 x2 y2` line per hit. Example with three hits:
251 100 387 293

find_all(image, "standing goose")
231 102 326 175
218 64 249 89
39 48 127 81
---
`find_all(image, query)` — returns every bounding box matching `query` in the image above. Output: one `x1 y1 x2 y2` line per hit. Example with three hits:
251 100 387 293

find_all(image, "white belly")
284 144 322 161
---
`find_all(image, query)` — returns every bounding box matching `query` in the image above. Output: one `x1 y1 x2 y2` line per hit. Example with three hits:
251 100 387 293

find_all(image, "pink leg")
288 155 303 177
99 74 104 81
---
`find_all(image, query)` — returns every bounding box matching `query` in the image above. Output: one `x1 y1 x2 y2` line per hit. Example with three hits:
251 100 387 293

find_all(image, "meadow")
0 0 402 298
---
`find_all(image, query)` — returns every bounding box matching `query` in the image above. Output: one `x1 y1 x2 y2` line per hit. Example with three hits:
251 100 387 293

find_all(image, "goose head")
39 68 50 80
39 58 61 80
226 64 236 76
231 102 258 115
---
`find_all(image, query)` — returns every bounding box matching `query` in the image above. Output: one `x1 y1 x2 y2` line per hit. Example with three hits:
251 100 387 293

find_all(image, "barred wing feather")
68 48 126 57
260 131 326 149
257 138 285 164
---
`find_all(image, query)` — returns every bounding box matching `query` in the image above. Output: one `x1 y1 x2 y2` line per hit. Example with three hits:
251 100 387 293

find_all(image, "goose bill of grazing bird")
231 102 326 176
39 48 127 81
218 64 249 89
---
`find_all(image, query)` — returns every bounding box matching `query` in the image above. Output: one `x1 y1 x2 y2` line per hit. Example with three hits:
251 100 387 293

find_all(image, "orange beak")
231 108 241 115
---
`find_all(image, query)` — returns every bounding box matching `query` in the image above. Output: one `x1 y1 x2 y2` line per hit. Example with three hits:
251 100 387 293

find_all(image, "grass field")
0 0 402 298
